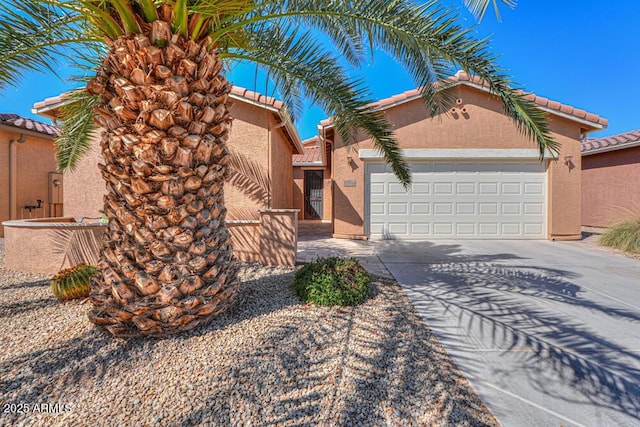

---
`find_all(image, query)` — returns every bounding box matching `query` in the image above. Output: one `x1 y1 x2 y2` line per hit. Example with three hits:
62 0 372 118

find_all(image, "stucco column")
9 134 26 220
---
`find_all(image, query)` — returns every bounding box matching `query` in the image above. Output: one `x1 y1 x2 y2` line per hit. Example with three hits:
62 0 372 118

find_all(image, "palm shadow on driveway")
376 241 640 423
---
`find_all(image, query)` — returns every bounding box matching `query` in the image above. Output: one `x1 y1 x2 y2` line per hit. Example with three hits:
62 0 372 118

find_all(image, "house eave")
293 161 324 167
319 80 605 132
582 140 640 156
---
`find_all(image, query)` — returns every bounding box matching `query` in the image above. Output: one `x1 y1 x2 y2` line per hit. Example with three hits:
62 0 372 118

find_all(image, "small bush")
294 257 371 306
599 219 640 254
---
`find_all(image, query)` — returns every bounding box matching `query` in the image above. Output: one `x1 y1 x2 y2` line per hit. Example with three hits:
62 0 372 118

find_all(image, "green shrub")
50 263 97 300
294 257 371 306
599 219 640 254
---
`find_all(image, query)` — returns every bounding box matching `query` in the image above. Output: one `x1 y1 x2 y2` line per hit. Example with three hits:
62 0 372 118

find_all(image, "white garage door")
367 161 547 239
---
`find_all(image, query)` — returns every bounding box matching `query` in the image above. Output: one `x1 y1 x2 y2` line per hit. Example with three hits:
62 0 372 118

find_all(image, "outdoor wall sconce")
564 155 573 166
53 179 61 186
347 156 353 163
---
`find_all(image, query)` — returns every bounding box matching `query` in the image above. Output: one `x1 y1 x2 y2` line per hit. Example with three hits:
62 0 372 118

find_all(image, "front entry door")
304 170 324 220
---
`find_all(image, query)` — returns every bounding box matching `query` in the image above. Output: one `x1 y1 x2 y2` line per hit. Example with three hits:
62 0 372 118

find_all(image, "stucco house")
297 71 607 240
32 86 303 221
581 130 640 228
0 114 62 237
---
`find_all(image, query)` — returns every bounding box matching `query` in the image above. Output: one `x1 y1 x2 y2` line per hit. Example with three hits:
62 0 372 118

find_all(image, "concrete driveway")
374 239 640 427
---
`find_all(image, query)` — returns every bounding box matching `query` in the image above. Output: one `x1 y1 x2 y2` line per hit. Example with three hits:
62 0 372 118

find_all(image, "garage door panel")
501 203 521 215
388 183 407 194
368 160 546 239
456 203 476 215
433 223 454 235
524 182 544 195
456 223 475 235
371 182 385 195
433 182 454 195
388 203 408 215
411 223 431 235
524 203 544 215
412 183 430 194
479 183 499 195
501 182 522 195
433 203 453 215
456 182 476 194
412 203 430 214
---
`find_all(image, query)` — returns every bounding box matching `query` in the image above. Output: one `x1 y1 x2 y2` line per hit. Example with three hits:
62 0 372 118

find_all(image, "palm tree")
0 0 556 337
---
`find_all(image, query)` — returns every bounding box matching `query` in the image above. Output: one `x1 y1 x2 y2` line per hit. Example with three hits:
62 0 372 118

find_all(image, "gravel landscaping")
0 238 497 426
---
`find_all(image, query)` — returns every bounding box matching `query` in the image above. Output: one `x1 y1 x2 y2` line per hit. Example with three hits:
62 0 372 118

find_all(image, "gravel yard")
0 238 497 426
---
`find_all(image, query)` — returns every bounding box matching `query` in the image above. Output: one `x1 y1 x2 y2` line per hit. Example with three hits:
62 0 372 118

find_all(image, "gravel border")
0 238 498 426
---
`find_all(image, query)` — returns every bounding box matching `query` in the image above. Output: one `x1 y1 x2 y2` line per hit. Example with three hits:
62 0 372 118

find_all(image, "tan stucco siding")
225 102 272 219
293 168 304 220
545 119 583 239
63 131 105 220
1 130 59 236
269 118 294 210
0 137 9 233
331 85 585 240
581 146 640 228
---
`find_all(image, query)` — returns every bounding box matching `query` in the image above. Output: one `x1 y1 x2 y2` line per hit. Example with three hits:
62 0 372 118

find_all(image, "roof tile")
292 142 322 164
0 113 58 136
321 71 606 128
582 129 640 154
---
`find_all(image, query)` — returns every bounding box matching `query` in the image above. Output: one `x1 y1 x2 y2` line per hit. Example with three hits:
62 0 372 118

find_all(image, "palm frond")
211 0 555 161
56 90 100 171
50 228 102 269
0 1 92 90
463 0 517 22
224 24 411 185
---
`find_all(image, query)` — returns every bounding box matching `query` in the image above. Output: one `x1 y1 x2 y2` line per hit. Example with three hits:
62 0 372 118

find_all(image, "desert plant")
51 263 97 301
294 257 371 306
599 219 640 254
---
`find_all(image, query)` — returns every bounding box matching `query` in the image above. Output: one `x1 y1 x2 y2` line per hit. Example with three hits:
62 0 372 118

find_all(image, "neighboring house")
32 86 303 221
581 130 640 228
314 71 606 240
0 114 62 237
293 136 332 221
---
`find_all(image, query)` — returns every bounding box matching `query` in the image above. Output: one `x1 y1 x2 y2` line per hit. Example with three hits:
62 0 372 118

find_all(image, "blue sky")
2 1 638 140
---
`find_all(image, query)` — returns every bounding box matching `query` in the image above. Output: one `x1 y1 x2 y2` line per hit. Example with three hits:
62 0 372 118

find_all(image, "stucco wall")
228 209 298 266
226 102 272 219
4 210 298 274
331 85 585 240
63 130 106 220
269 120 294 211
0 136 9 234
0 130 59 237
582 146 640 227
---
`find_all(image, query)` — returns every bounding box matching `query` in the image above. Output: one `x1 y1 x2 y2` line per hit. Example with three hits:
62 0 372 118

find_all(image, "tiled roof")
32 95 65 113
293 145 322 164
581 129 640 155
33 86 286 114
302 136 320 147
0 113 58 136
320 70 607 128
229 86 284 110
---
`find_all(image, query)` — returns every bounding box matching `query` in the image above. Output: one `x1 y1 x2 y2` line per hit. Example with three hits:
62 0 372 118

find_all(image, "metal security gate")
304 170 324 220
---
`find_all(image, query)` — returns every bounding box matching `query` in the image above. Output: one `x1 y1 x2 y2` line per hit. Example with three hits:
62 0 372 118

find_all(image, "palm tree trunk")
87 27 238 336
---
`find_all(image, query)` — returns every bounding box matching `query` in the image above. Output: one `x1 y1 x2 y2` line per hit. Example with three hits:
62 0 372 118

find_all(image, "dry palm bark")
86 18 238 336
